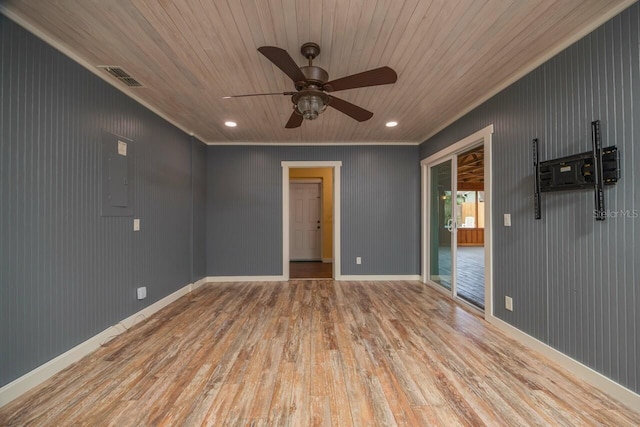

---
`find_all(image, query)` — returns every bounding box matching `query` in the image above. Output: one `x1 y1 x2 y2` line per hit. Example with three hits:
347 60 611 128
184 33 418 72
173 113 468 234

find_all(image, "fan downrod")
297 42 328 90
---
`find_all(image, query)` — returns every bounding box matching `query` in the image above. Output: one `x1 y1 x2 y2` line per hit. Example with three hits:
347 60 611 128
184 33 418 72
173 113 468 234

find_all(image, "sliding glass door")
426 145 487 311
429 158 455 291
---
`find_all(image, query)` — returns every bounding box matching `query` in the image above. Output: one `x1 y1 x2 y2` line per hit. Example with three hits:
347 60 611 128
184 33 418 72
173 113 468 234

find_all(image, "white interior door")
290 182 321 260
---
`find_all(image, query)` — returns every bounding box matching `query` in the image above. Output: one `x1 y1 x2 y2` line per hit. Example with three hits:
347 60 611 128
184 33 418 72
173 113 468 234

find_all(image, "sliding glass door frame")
420 125 494 319
426 155 458 296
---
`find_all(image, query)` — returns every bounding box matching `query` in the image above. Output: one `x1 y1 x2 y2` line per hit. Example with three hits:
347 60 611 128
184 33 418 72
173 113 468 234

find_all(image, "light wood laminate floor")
1 280 638 426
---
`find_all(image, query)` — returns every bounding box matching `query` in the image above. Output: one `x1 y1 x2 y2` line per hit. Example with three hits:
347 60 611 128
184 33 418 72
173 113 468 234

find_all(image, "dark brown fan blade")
323 66 397 92
285 111 304 128
222 92 295 99
327 96 373 122
258 46 308 84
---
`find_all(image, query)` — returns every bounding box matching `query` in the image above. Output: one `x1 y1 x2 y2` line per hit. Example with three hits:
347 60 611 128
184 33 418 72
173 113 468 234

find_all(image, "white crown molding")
418 0 637 144
0 7 206 144
4 1 634 148
206 141 421 146
282 161 342 168
420 125 494 165
2 7 416 147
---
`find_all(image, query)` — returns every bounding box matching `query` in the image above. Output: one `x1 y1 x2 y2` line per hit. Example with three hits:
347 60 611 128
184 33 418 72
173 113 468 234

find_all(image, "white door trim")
421 124 494 319
282 161 342 280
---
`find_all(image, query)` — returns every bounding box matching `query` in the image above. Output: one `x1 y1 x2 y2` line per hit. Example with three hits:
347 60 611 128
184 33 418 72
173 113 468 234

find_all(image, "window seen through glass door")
456 191 484 229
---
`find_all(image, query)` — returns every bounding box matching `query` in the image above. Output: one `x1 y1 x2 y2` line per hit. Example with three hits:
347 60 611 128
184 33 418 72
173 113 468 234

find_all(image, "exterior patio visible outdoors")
437 247 485 309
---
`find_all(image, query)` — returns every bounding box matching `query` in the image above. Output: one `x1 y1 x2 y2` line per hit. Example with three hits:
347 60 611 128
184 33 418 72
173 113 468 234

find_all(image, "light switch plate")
356 257 362 265
133 218 140 231
505 296 513 311
137 286 147 300
504 214 511 227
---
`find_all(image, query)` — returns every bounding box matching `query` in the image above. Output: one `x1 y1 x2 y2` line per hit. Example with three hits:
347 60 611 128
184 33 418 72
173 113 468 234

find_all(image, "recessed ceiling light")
225 121 237 127
385 121 398 127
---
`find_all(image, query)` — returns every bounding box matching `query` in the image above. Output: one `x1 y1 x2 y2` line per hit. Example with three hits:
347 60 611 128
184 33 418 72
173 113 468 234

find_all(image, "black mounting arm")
533 120 620 221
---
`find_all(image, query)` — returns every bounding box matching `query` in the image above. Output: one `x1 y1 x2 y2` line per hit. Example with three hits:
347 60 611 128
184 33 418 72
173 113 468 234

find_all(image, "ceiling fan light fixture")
385 121 398 127
224 121 237 127
296 94 327 121
245 43 397 127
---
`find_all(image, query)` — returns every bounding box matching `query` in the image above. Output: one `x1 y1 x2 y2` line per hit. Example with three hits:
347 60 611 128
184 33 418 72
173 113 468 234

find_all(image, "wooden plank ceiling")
458 145 484 190
1 0 632 144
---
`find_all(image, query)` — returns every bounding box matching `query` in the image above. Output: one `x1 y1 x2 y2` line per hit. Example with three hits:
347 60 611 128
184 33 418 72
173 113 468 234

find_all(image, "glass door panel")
429 159 453 290
455 189 485 309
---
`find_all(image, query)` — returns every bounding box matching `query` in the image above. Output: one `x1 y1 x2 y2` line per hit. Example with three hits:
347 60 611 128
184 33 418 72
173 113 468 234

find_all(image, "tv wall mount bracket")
533 120 620 221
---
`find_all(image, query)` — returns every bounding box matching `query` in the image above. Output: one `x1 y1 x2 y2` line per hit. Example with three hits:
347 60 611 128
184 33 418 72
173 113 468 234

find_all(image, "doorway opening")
282 161 342 280
289 174 331 279
455 145 485 308
421 125 493 317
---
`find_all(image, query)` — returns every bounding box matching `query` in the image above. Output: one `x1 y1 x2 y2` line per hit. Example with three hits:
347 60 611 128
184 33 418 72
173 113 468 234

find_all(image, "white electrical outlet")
504 214 511 227
137 286 147 300
505 296 513 311
356 257 362 265
133 218 141 231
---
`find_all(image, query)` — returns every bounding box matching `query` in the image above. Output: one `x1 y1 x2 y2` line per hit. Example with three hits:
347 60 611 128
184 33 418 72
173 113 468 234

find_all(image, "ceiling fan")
223 42 397 128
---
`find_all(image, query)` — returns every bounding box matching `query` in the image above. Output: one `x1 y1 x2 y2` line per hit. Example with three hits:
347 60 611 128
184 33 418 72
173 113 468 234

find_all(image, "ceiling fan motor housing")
297 66 329 90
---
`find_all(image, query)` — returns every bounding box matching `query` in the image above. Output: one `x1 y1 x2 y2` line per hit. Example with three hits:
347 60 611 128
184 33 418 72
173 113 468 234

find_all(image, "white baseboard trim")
337 275 421 281
205 275 286 282
0 281 197 408
487 315 640 411
191 277 209 291
322 258 333 263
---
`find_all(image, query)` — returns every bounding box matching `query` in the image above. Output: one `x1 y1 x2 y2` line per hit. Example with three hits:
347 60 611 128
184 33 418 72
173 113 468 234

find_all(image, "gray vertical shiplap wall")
0 16 205 387
206 145 420 276
191 137 207 282
420 4 639 393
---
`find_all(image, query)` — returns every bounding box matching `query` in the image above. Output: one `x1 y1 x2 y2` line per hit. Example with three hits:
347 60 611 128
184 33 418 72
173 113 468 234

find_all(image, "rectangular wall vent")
97 66 143 87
